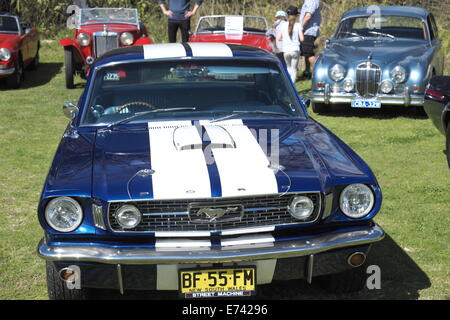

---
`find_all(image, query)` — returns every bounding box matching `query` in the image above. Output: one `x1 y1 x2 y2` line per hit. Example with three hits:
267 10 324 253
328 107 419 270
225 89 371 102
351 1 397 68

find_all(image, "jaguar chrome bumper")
37 224 385 265
309 86 424 106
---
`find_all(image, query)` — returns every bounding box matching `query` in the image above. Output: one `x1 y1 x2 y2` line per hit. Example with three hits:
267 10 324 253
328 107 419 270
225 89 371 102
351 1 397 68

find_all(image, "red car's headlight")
0 48 11 61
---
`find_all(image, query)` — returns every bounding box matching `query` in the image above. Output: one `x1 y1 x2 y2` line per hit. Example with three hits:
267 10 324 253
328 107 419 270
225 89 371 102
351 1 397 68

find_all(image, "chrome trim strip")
0 68 15 76
37 224 385 264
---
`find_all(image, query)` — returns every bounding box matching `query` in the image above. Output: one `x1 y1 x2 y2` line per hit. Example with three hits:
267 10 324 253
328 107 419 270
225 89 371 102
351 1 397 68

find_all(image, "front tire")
46 262 89 300
312 102 329 114
5 58 24 89
317 264 367 294
64 47 74 89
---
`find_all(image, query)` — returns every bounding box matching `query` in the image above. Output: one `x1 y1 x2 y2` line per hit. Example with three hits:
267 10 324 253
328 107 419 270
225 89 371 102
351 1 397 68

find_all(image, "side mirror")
63 102 79 120
301 96 311 108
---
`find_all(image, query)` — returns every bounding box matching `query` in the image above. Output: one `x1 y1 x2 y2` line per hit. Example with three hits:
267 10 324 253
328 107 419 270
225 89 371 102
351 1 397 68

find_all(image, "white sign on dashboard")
225 16 244 34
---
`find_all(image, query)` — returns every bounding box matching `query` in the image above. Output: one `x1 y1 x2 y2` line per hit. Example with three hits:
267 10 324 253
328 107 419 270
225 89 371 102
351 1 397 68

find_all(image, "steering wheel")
113 101 156 114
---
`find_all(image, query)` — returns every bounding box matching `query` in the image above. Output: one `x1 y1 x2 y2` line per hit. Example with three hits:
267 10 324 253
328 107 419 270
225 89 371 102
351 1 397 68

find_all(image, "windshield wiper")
210 110 293 123
367 31 395 39
105 107 197 129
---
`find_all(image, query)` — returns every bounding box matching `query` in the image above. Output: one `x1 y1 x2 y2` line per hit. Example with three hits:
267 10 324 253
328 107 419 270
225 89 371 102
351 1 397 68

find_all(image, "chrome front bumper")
37 224 385 265
309 87 424 106
0 67 15 77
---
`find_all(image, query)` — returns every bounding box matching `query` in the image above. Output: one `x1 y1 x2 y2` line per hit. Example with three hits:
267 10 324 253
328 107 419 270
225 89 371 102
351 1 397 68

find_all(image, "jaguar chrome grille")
356 61 381 98
108 193 322 233
93 32 118 58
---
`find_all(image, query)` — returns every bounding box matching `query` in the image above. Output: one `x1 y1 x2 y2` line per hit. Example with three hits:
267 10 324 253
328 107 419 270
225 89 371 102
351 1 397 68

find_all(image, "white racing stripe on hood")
188 42 233 57
148 121 211 199
200 119 278 197
143 43 186 59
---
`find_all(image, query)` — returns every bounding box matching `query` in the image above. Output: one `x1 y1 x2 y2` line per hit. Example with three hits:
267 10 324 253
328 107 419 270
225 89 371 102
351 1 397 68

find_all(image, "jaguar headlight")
340 184 375 219
390 66 407 83
116 205 142 229
120 32 134 46
76 33 91 47
329 64 346 82
45 197 83 232
0 48 11 61
289 196 315 220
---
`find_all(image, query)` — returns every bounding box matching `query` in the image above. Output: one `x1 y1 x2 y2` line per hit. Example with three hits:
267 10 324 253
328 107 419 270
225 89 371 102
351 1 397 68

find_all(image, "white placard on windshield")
225 16 244 35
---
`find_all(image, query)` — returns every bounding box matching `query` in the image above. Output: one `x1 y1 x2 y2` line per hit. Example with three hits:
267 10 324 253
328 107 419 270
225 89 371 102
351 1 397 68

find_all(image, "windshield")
79 8 138 27
82 60 303 125
0 16 19 34
196 16 268 34
335 15 427 40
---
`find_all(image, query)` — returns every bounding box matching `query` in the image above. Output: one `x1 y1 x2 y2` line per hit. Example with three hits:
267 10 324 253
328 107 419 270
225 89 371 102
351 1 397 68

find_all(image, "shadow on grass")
310 103 428 120
21 63 63 89
87 234 430 300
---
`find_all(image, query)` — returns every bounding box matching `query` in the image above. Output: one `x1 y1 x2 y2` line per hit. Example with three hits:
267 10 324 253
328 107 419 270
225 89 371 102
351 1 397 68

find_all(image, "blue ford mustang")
37 43 384 299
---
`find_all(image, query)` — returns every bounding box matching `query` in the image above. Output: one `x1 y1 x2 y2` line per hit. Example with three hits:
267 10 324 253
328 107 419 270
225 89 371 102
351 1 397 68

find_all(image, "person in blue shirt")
157 0 203 43
299 0 321 79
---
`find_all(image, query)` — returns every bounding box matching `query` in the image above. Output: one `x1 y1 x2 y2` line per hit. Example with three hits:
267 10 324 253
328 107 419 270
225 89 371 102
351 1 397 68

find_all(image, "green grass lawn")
0 41 449 300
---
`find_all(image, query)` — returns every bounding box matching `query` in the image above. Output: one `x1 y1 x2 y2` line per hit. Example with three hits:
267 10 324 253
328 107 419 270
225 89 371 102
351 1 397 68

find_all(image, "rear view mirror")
63 102 79 120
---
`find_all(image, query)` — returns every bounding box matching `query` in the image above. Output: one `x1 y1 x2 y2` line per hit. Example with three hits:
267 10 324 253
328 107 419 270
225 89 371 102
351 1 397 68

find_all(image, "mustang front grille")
93 32 118 58
356 61 381 98
108 193 322 233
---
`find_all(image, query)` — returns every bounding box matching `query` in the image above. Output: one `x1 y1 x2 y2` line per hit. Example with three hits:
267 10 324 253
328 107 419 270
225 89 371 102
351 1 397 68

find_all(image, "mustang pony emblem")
189 204 244 223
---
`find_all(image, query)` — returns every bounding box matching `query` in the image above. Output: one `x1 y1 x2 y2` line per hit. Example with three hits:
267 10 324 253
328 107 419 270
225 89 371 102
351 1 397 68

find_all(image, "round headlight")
340 184 375 219
390 66 407 83
116 205 142 229
76 33 91 47
343 79 354 92
0 48 11 61
329 64 346 82
120 32 134 46
289 196 315 220
45 197 83 232
380 80 394 94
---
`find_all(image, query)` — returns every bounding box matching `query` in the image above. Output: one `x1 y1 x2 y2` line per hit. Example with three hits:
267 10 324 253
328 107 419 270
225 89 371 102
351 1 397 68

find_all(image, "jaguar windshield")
335 15 427 40
83 60 304 125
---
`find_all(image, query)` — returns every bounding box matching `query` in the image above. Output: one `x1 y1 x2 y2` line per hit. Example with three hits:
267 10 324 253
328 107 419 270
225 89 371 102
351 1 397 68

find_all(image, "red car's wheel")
5 57 24 89
64 47 74 89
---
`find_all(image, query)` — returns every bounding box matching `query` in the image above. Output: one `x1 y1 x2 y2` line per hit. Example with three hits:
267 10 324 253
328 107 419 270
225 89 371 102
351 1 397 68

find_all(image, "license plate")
179 267 256 299
351 99 381 108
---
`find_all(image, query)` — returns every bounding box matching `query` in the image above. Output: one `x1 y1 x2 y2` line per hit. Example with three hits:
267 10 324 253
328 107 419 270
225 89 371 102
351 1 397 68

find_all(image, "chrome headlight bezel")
120 32 134 46
45 197 84 232
342 79 354 92
289 196 315 220
339 184 375 219
390 66 407 84
115 204 142 229
0 48 11 61
76 32 91 47
329 64 346 82
380 80 394 94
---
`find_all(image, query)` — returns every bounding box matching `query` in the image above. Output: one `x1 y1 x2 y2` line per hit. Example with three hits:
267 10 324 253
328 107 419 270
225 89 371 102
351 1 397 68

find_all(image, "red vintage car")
0 13 40 89
60 7 152 89
189 15 273 52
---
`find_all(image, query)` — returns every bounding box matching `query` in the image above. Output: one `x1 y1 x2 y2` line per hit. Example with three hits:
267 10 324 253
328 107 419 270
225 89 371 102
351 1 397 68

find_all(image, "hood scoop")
173 125 236 151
